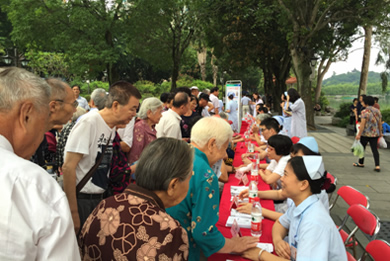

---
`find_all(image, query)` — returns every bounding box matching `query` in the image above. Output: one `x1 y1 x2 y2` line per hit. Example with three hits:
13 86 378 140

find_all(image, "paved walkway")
311 116 390 257
312 116 390 221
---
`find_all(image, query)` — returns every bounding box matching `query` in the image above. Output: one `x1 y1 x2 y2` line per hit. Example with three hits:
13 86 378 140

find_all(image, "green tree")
128 0 202 91
3 0 135 84
277 0 389 129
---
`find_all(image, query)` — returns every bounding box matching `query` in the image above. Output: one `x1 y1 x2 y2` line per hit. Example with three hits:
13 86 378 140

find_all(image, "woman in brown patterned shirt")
79 138 193 260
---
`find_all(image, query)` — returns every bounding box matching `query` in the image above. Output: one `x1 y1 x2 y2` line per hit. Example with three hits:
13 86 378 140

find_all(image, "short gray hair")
219 111 228 120
136 138 194 191
256 113 271 122
46 78 69 101
0 67 51 112
71 106 87 122
138 97 163 120
191 116 233 149
203 88 210 95
91 88 107 110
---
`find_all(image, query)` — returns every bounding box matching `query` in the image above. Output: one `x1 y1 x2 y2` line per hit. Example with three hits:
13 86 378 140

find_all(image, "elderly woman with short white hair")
167 117 258 261
127 97 163 164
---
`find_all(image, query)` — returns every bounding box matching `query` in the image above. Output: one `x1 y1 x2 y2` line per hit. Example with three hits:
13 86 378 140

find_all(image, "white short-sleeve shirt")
117 117 135 148
0 135 80 260
155 109 182 139
65 111 115 194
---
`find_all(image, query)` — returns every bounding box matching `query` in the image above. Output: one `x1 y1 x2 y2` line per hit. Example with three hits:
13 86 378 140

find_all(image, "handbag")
108 132 133 195
76 132 112 194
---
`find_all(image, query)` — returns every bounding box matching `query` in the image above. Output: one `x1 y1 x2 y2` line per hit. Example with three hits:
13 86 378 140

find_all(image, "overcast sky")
323 37 386 79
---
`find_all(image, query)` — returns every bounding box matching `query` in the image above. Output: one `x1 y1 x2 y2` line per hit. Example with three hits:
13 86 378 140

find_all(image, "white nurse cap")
302 156 325 180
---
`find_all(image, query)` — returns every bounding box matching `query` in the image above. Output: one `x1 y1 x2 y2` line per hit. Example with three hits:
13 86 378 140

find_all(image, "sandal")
353 163 364 168
374 167 381 172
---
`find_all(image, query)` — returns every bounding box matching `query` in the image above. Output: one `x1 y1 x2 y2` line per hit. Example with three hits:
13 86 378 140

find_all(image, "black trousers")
358 136 380 167
77 193 104 234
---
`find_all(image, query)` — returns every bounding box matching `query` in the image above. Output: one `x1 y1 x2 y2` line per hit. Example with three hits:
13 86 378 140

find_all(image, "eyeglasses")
55 99 79 108
259 128 267 132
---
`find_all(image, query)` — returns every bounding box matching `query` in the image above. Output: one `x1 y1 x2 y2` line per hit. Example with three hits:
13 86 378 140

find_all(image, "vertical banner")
225 80 242 131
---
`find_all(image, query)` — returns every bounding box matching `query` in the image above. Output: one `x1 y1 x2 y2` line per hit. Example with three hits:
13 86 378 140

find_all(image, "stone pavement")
310 116 390 257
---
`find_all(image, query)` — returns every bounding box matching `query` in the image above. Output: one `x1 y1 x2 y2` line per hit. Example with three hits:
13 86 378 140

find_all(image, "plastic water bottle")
248 181 258 203
251 163 258 182
251 197 263 237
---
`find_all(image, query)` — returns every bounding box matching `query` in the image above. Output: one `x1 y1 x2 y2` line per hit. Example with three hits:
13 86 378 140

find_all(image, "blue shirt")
279 195 347 261
241 96 251 105
76 95 90 111
167 148 225 260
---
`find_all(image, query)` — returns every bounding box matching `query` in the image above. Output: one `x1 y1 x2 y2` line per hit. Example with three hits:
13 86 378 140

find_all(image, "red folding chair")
338 204 380 258
346 239 390 261
329 185 369 211
326 172 337 202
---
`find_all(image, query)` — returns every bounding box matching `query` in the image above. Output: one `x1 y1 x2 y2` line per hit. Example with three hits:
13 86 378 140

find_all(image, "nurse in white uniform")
243 156 347 261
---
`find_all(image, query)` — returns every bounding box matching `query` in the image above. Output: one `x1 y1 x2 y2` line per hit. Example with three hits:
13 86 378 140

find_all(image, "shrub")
381 109 390 124
334 102 351 118
337 116 350 128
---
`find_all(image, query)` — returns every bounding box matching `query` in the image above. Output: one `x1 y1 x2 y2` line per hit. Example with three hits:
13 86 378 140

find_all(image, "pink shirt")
127 119 156 164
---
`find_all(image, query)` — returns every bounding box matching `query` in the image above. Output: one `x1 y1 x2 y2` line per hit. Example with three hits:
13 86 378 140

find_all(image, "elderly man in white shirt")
209 87 220 115
63 81 141 234
156 92 190 139
0 67 80 260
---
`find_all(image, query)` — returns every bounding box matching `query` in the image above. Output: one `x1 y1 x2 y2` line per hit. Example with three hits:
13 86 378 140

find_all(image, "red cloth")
209 175 275 260
209 120 275 261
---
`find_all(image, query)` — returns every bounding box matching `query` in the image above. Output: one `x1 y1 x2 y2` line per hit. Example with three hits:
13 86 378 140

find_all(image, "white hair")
71 106 87 122
138 97 163 120
0 67 51 112
91 88 107 110
256 113 271 122
191 116 233 149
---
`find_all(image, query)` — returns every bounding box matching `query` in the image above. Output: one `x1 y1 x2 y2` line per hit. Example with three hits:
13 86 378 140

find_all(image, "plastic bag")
378 136 387 149
351 140 364 158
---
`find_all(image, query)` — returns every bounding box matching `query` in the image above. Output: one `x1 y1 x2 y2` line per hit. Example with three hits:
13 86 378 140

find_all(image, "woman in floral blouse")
127 97 163 164
79 138 194 260
354 95 383 172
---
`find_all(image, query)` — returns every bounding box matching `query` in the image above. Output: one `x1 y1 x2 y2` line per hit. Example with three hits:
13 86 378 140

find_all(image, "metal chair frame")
338 204 380 258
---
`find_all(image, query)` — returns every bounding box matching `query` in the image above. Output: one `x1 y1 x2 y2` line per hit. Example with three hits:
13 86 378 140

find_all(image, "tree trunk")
171 56 180 91
211 53 218 86
197 47 207 81
315 58 332 103
358 25 372 96
291 48 316 130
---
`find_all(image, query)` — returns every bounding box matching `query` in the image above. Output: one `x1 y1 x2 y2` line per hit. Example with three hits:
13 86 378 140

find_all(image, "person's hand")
230 236 259 253
72 211 81 234
355 134 361 140
242 157 252 165
242 247 262 261
252 125 259 133
237 202 252 214
238 188 249 199
274 238 291 259
241 153 249 159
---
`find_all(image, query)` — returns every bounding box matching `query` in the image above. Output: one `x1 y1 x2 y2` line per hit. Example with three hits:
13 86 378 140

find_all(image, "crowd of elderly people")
0 67 347 261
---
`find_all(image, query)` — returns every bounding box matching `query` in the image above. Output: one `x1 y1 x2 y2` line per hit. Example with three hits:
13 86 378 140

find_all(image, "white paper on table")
230 186 248 196
230 209 251 219
226 216 251 229
256 243 274 253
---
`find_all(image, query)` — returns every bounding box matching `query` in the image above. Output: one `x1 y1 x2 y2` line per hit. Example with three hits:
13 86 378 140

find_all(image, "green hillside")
322 70 383 95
